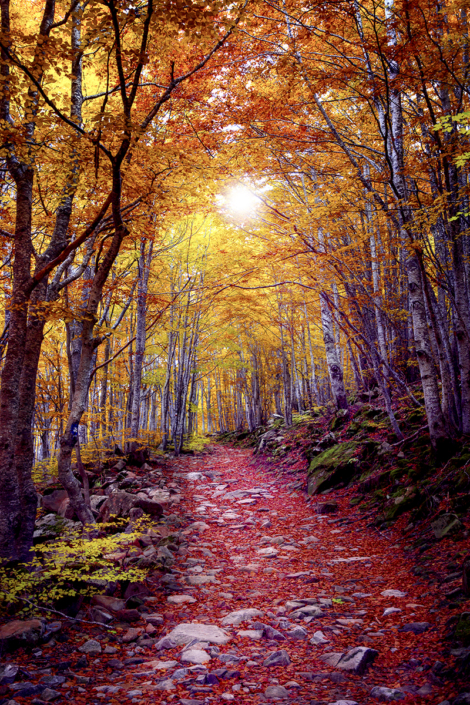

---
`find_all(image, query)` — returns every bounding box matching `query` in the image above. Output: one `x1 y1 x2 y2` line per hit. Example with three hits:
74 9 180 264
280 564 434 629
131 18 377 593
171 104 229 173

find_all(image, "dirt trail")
5 445 459 705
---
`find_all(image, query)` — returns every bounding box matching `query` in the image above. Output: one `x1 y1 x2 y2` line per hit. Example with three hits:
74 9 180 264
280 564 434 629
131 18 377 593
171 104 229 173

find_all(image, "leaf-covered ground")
2 443 468 705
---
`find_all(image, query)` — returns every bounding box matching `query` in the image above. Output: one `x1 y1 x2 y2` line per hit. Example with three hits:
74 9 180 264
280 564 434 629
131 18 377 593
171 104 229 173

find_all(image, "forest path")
124 443 454 705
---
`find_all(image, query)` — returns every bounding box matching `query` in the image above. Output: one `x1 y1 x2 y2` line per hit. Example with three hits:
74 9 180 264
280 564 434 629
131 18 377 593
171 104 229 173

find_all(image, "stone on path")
310 630 329 645
237 629 263 640
399 622 430 634
167 594 197 604
78 639 101 654
180 648 211 664
167 623 231 645
381 590 406 598
263 649 291 667
370 686 405 701
336 647 378 675
221 608 264 625
290 604 322 618
265 685 290 699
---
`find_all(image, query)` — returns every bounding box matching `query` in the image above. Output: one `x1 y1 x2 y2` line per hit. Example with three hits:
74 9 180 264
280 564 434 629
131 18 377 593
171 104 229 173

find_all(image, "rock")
90 607 113 624
336 647 378 675
316 501 338 514
78 639 101 654
416 684 433 696
10 682 45 697
221 608 264 626
320 652 344 668
0 619 44 651
263 649 291 667
154 679 176 691
383 608 401 617
99 491 137 522
40 676 66 688
454 695 470 705
463 556 470 596
310 630 328 645
381 590 406 598
181 649 211 664
144 613 164 626
453 613 470 646
122 628 141 643
0 664 19 684
167 595 197 605
123 581 150 601
221 695 235 702
370 686 405 701
134 497 163 517
431 513 462 539
399 622 430 635
146 659 178 670
92 595 126 612
289 626 308 639
114 608 141 623
155 636 178 650
307 441 363 495
290 605 322 618
237 629 263 640
265 685 290 699
167 623 231 646
186 521 210 532
42 489 70 516
187 574 216 585
41 688 61 702
329 701 359 705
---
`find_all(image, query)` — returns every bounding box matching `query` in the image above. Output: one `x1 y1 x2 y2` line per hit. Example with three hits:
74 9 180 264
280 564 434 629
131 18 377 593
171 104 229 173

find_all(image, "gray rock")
167 623 231 646
218 653 240 664
454 695 470 705
0 664 19 685
221 608 264 626
155 636 178 650
329 701 359 705
78 638 102 654
290 605 322 618
289 626 308 640
181 648 211 664
310 630 328 645
370 686 405 701
264 685 290 699
336 646 378 675
40 676 66 688
381 590 406 598
399 622 430 634
319 652 343 668
41 688 61 702
154 679 175 690
431 513 462 539
263 649 291 667
252 622 285 641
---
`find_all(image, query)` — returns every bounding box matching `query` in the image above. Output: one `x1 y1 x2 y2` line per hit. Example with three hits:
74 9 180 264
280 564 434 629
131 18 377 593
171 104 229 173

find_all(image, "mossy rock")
384 488 421 522
329 408 349 432
454 613 470 646
349 496 362 506
307 440 376 494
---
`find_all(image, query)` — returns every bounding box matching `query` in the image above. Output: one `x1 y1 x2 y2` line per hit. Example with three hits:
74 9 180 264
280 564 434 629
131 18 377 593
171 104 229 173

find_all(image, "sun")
227 185 260 216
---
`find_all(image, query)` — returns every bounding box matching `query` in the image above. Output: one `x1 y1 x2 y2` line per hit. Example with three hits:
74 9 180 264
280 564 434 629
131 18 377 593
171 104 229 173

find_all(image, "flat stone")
187 575 216 585
265 685 290 699
181 649 211 664
221 608 264 626
0 664 19 685
256 546 279 557
289 626 308 639
41 688 61 702
167 623 231 646
122 627 142 642
399 622 430 634
78 639 101 654
329 701 359 705
290 605 323 618
320 652 344 668
383 608 401 617
237 629 263 640
263 649 291 667
370 686 405 701
167 595 197 604
154 679 176 690
381 590 406 598
145 659 178 670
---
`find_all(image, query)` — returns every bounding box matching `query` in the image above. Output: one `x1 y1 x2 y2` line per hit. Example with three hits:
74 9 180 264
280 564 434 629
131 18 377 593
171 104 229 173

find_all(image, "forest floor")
2 443 467 705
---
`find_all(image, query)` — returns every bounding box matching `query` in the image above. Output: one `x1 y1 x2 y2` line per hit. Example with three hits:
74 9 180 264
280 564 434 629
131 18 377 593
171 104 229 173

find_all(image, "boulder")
308 441 361 495
180 649 211 664
134 497 163 517
92 595 126 612
0 619 44 652
78 639 101 654
167 623 231 646
431 513 462 539
265 685 290 699
42 489 70 516
316 501 338 514
99 491 137 522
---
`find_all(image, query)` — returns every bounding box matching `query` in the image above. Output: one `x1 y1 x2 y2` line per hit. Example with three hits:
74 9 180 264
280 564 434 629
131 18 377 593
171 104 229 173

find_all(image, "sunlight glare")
227 186 260 216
